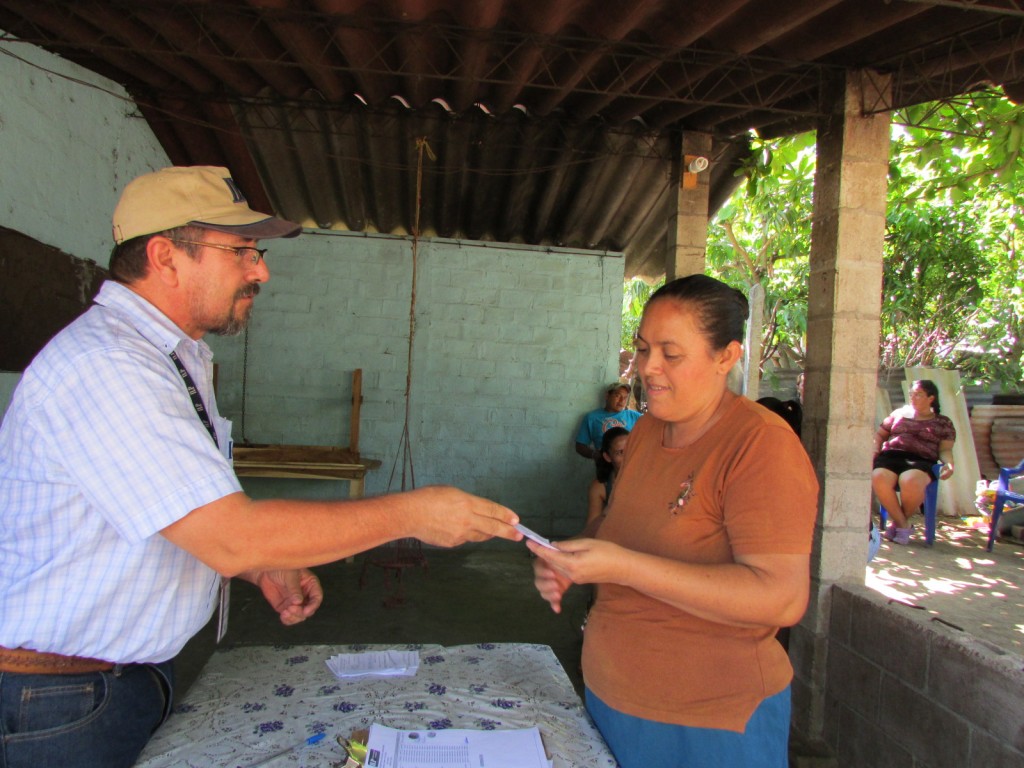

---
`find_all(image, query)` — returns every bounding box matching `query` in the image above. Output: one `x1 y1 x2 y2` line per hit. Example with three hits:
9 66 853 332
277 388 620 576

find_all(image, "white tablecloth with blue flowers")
134 643 616 768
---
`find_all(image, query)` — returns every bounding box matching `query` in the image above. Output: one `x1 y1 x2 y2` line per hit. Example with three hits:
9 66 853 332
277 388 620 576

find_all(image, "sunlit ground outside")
866 518 1024 653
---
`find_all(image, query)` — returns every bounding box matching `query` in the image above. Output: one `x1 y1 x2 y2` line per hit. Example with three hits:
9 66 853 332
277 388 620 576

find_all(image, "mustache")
236 283 261 300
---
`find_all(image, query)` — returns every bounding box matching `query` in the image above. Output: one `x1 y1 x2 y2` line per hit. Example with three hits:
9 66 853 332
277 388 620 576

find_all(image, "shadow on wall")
0 225 107 371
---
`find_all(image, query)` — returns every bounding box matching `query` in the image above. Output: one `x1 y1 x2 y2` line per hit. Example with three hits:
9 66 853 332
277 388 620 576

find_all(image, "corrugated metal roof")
2 0 1022 278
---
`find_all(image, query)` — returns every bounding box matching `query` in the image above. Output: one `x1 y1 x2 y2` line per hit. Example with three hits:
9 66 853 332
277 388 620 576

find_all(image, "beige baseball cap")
112 165 301 244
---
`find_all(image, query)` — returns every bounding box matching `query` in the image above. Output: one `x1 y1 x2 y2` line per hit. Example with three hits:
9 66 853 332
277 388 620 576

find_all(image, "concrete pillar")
666 131 712 279
790 70 891 746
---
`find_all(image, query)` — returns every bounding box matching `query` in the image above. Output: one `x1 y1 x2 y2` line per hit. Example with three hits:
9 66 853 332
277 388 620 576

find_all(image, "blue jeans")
0 661 173 768
586 685 791 768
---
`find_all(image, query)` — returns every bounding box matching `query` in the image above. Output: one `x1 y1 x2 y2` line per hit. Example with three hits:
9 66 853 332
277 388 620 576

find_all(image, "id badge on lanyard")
215 414 234 644
170 350 235 643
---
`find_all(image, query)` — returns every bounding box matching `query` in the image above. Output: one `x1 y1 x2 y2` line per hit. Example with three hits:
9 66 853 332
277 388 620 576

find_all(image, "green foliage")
879 201 988 371
621 277 662 352
886 91 1024 389
706 135 814 371
651 88 1024 392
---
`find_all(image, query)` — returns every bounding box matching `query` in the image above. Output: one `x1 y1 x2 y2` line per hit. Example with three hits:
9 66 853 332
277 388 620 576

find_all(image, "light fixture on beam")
682 154 709 189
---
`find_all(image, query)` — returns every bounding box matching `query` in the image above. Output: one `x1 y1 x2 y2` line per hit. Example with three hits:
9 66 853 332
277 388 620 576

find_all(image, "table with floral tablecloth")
135 642 617 768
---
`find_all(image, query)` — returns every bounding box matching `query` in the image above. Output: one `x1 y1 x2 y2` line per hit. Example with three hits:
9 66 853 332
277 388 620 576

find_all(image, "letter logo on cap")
222 176 246 204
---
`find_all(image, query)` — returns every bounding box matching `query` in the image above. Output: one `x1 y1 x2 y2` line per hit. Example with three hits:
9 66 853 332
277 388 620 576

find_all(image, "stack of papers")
326 650 420 679
365 723 551 768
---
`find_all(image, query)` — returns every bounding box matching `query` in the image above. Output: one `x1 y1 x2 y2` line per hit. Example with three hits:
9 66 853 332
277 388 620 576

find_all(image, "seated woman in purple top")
871 379 956 545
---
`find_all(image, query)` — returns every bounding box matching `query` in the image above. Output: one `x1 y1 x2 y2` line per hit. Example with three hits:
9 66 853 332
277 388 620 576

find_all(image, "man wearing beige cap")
574 382 642 462
0 166 521 767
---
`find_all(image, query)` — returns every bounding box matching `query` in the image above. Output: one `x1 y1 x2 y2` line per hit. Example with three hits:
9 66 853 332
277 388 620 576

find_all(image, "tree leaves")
695 88 1024 391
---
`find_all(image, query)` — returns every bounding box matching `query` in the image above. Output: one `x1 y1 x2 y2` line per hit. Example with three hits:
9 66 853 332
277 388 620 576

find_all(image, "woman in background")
586 426 629 526
528 275 818 768
872 379 955 545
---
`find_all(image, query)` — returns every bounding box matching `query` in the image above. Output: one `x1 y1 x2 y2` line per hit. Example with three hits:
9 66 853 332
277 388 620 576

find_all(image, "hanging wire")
366 136 436 605
387 136 436 492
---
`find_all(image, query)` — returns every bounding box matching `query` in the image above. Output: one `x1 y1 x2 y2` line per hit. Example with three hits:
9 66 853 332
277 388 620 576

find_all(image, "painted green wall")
0 31 170 263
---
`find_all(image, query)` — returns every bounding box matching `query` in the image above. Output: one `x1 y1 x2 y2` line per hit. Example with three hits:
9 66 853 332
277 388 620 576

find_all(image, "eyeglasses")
170 239 268 265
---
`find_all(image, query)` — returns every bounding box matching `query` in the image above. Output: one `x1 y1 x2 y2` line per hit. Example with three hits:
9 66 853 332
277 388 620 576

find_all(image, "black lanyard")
169 351 219 449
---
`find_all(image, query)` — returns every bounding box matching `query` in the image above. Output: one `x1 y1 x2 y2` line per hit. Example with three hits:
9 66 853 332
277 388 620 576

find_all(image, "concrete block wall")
209 231 625 538
0 29 170 264
824 584 1024 767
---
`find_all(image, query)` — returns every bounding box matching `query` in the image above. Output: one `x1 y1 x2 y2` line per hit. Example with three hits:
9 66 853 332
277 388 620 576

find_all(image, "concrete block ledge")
824 583 1024 767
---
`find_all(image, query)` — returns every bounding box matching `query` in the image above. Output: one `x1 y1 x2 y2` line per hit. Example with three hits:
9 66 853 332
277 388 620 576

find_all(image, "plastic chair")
988 458 1024 552
878 463 942 546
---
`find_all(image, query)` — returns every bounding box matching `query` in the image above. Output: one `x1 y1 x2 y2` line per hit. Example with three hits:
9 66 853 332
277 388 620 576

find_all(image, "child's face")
604 435 628 470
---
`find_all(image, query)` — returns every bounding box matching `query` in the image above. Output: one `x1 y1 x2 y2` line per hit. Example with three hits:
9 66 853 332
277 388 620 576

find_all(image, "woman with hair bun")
528 274 818 768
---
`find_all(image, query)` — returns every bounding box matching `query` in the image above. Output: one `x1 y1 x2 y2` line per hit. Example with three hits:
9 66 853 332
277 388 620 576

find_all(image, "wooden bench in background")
232 369 381 500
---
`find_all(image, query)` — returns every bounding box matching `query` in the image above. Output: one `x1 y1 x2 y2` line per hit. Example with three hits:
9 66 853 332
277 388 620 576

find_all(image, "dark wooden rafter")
2 0 1023 279
2 0 1022 130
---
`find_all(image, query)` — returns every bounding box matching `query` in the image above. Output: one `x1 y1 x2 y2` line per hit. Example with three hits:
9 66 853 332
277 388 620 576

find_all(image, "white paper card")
326 650 420 679
513 523 557 550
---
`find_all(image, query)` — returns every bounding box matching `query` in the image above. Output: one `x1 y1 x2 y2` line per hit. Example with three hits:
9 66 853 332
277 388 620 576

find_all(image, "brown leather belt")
0 646 115 674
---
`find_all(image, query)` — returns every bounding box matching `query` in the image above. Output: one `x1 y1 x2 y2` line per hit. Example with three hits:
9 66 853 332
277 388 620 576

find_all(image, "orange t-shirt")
582 396 819 732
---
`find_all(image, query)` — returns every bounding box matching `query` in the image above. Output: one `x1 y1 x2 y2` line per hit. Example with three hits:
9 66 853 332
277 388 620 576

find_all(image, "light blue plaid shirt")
0 281 242 663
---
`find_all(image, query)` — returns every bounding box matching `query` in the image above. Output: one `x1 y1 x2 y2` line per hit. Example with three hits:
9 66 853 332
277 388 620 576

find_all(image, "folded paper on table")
366 723 551 768
327 649 420 679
